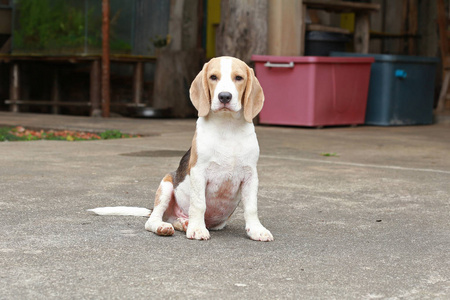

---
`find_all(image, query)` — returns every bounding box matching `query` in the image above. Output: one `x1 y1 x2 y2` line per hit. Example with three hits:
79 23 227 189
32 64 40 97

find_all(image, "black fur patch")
173 148 191 188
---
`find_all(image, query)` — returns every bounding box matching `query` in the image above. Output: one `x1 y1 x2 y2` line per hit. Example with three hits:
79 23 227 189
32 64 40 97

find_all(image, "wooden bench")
0 54 156 115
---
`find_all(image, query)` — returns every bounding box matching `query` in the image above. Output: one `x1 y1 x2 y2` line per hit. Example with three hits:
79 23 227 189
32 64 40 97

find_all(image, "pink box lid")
252 55 375 64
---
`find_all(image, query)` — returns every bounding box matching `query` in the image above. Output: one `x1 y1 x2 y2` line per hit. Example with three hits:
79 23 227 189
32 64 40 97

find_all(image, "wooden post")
268 0 303 56
51 69 60 114
168 0 184 51
354 12 370 53
90 60 101 116
437 71 450 112
132 62 143 105
216 0 268 62
407 0 418 55
9 63 19 113
101 0 110 118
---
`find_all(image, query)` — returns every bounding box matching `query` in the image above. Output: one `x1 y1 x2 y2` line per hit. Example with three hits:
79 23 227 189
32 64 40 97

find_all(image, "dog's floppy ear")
243 67 264 123
190 62 211 117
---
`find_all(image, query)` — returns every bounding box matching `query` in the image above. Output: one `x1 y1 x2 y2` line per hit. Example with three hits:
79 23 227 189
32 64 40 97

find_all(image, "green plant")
13 0 131 53
320 152 338 157
100 130 123 139
150 35 171 49
0 127 139 142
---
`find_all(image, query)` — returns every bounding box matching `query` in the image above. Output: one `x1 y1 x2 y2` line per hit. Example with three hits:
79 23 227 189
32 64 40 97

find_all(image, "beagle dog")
89 56 273 242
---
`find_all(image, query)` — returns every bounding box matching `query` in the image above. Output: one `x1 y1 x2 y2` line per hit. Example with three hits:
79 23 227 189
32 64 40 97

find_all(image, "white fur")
87 206 151 217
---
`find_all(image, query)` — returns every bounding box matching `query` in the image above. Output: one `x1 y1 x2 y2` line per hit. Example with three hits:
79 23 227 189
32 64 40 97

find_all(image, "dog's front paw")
246 225 274 242
186 225 210 240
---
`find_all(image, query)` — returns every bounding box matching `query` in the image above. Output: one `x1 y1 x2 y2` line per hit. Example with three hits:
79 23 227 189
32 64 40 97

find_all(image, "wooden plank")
9 63 19 113
370 31 418 38
168 0 184 51
132 62 143 105
437 0 448 67
306 24 350 34
0 54 100 62
90 60 101 116
407 0 418 55
300 3 307 56
4 100 146 108
303 0 380 12
0 53 156 63
268 0 303 56
354 12 370 53
101 0 110 118
437 71 450 112
51 70 60 114
5 100 92 106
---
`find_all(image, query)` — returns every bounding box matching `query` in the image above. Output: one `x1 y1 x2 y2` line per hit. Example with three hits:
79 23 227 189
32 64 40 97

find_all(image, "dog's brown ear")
190 62 211 117
243 67 264 123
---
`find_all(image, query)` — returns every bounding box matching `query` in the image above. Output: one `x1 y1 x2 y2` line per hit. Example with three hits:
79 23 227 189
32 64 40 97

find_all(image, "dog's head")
189 56 264 123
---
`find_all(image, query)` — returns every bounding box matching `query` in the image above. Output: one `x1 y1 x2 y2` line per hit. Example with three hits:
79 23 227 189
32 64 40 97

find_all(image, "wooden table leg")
9 63 19 113
90 60 101 116
437 70 450 112
299 3 307 56
354 12 370 53
51 69 60 114
132 61 143 105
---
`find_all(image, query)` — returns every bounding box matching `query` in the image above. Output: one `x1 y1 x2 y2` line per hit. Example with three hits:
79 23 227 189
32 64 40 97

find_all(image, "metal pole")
101 0 110 118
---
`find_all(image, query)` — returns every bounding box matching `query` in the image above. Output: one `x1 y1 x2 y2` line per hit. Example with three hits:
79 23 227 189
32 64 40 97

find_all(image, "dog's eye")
210 75 218 81
235 76 243 81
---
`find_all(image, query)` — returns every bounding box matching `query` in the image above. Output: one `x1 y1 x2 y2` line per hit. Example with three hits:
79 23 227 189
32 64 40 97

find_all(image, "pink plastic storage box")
252 55 374 127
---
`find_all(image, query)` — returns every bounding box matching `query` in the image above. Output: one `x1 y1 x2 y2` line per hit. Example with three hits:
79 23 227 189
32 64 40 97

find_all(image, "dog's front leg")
242 168 274 242
186 166 210 240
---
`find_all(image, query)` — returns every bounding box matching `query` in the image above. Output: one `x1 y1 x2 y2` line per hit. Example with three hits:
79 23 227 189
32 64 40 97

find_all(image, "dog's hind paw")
145 219 174 236
156 223 175 236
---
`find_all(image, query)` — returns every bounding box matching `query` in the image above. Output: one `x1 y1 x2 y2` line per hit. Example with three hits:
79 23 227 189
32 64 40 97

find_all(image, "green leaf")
320 152 338 157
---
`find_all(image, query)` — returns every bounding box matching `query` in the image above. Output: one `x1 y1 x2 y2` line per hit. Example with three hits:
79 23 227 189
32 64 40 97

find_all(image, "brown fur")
162 174 173 184
153 184 163 207
156 225 175 236
153 174 173 207
190 61 213 117
243 67 264 123
188 131 198 171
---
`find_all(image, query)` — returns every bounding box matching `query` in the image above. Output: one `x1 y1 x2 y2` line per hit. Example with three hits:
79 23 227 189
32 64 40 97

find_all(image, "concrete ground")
0 112 449 299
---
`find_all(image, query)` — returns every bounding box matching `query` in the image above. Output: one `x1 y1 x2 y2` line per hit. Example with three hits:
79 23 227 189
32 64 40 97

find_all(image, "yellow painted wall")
206 0 221 58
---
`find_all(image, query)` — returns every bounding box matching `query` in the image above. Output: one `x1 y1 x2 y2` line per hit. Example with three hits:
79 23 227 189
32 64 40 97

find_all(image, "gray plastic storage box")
331 52 439 126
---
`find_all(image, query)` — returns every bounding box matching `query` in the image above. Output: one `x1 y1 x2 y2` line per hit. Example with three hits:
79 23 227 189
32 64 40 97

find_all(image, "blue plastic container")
331 52 439 126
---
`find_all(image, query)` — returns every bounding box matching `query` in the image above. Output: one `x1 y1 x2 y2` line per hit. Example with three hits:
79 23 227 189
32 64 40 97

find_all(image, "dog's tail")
87 206 151 217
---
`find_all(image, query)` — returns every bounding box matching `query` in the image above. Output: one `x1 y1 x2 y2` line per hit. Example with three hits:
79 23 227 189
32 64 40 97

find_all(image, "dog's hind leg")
145 174 175 236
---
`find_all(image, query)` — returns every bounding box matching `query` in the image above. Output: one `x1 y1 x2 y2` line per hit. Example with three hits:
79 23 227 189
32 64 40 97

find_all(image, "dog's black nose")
218 92 232 104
